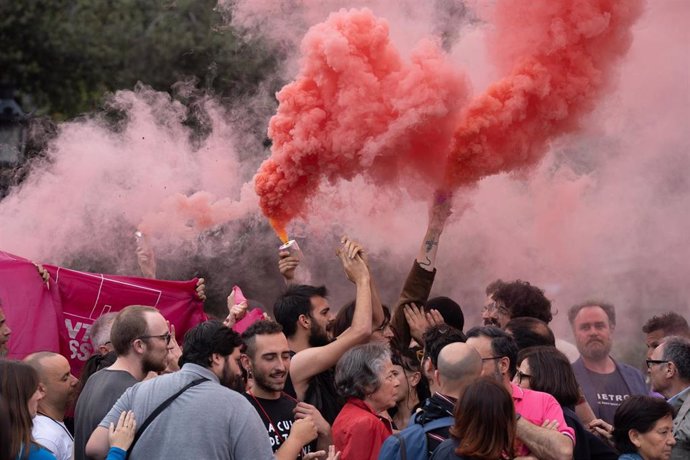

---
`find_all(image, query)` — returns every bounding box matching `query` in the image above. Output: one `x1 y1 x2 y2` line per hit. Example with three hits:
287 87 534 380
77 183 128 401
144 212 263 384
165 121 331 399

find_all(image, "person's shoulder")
430 438 463 460
616 359 644 376
28 443 57 460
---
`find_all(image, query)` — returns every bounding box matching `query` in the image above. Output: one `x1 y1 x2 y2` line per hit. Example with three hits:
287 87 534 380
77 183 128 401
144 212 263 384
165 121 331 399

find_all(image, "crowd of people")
0 199 689 460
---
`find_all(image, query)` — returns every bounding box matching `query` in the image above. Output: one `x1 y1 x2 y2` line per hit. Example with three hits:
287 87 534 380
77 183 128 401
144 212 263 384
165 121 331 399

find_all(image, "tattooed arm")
416 192 452 271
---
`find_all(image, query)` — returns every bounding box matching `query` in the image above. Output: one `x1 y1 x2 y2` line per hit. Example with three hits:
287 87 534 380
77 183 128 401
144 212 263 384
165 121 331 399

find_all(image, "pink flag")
0 250 206 377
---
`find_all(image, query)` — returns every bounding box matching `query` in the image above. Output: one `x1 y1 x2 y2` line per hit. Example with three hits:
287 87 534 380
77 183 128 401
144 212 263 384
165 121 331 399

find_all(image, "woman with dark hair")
613 395 675 460
332 342 399 460
515 346 618 460
0 360 56 459
1 395 12 460
332 302 394 344
431 377 515 460
389 346 429 429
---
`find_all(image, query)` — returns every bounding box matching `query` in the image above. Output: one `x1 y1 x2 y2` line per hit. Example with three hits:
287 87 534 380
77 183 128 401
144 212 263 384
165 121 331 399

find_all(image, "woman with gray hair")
332 342 400 460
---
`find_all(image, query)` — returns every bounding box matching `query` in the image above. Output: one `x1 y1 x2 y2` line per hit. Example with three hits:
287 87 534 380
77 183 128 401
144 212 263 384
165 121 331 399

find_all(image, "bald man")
382 342 482 458
25 352 79 460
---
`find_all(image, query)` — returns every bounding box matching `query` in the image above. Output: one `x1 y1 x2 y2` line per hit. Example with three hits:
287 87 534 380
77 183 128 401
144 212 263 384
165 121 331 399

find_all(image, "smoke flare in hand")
254 8 468 232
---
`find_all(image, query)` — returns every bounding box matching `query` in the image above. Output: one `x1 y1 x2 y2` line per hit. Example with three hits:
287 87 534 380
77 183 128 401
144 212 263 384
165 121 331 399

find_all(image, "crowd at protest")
0 200 689 460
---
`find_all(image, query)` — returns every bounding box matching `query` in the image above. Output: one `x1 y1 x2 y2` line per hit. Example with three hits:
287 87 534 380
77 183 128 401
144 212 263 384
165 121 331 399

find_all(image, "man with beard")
274 238 374 424
241 320 330 458
24 352 80 460
466 326 574 460
568 302 647 425
482 280 580 361
74 305 170 460
86 320 288 460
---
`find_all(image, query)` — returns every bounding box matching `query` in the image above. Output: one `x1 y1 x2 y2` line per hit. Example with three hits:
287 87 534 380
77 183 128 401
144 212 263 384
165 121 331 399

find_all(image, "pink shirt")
512 383 576 455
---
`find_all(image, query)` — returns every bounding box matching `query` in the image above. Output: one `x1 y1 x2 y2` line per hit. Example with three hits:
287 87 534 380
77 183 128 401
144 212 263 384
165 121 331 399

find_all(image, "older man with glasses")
73 305 170 460
647 336 690 459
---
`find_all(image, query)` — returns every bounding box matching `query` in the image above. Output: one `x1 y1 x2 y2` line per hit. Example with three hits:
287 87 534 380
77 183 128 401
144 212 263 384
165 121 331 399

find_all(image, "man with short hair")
647 336 690 459
86 321 280 460
642 312 690 359
24 352 79 460
568 301 647 424
74 305 170 460
241 320 331 457
466 326 574 460
504 316 556 350
412 342 481 456
89 312 117 356
0 303 11 357
419 325 466 395
274 239 374 424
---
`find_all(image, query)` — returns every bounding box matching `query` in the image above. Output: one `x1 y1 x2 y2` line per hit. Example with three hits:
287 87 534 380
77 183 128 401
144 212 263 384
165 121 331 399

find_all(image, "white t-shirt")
32 414 73 460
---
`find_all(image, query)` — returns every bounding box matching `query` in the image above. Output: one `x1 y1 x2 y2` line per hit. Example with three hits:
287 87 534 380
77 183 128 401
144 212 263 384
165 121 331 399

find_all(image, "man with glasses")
74 305 170 460
86 320 277 460
647 336 690 459
466 326 574 460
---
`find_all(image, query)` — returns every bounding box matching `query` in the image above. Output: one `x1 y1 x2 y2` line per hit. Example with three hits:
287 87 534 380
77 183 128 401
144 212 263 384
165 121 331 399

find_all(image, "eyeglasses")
375 320 390 333
646 359 670 369
138 332 172 345
516 370 531 384
481 302 510 316
481 356 504 362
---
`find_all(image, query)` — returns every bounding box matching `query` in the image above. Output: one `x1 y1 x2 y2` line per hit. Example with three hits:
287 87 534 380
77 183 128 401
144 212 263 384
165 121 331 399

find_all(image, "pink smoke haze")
254 8 469 233
0 1 687 344
0 88 256 263
444 0 644 189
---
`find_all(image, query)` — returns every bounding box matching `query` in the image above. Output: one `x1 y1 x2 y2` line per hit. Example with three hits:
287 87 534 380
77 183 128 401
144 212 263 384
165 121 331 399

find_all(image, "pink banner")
0 250 206 377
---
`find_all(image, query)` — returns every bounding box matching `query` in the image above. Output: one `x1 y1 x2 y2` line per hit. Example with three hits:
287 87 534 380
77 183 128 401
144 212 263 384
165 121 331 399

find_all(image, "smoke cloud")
0 0 687 351
254 8 469 237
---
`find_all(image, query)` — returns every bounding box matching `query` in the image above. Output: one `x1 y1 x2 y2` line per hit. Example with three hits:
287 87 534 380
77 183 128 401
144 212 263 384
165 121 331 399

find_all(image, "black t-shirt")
245 392 315 456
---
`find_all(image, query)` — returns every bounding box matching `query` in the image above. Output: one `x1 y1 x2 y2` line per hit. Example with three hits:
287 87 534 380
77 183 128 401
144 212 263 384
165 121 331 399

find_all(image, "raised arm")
340 237 385 332
390 193 452 348
289 240 372 395
416 191 452 272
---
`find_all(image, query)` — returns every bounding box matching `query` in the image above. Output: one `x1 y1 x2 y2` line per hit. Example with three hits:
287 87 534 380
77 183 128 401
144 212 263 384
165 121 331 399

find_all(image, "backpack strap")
421 416 454 432
390 433 408 460
127 377 208 455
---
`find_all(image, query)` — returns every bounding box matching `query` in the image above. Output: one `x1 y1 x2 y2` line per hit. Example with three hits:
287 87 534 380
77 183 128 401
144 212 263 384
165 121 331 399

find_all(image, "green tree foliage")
0 0 279 119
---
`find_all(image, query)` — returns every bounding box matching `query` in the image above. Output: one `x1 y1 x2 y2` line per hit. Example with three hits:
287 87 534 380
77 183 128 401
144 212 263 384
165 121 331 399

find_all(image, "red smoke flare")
254 8 468 237
442 0 644 191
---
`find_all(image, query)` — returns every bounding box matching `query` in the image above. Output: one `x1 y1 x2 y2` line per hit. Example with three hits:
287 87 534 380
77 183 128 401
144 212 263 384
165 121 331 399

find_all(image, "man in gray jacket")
86 320 276 460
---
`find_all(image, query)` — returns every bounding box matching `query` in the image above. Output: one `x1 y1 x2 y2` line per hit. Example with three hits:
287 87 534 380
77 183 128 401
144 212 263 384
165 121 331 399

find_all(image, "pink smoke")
443 0 644 190
254 8 469 235
0 88 257 264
